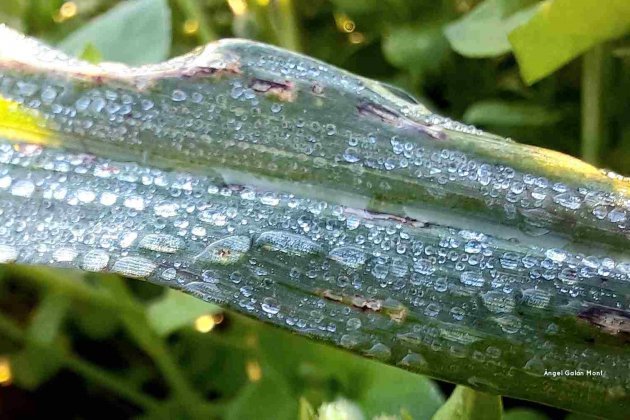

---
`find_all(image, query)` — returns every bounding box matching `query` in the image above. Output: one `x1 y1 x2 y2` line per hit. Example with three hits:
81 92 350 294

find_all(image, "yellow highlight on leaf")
194 314 216 333
183 19 200 36
0 357 12 386
0 96 55 146
227 0 248 16
528 146 630 194
246 359 262 382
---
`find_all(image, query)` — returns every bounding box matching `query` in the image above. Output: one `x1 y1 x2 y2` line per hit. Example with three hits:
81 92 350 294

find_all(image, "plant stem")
581 44 609 165
6 266 144 317
103 278 208 420
0 311 160 411
270 0 301 51
174 0 217 43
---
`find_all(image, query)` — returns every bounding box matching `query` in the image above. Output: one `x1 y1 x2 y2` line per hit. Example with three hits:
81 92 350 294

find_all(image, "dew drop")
111 256 157 279
398 352 427 368
261 297 280 315
81 249 109 271
195 235 251 265
139 234 184 254
328 246 367 269
481 291 515 313
364 343 391 360
52 247 78 263
256 231 322 256
10 179 35 198
521 288 551 308
171 89 187 102
343 147 360 163
0 244 18 263
460 271 485 287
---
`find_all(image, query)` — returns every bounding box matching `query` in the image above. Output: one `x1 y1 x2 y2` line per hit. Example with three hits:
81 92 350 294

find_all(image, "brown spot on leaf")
357 101 399 124
351 295 382 311
181 63 241 79
250 78 296 102
578 305 630 336
311 83 324 96
317 289 407 323
357 100 446 140
320 289 343 302
344 207 426 228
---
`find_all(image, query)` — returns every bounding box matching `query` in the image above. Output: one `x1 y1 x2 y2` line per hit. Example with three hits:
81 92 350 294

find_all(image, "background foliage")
0 0 628 419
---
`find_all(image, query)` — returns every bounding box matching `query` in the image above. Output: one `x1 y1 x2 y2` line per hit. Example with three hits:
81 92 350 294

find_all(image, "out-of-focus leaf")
299 397 318 420
564 413 600 420
463 100 564 126
504 408 549 420
329 0 382 15
11 346 60 390
225 364 297 420
383 24 450 76
79 42 102 64
12 291 68 389
432 386 502 420
358 361 443 420
59 0 171 65
26 291 69 344
252 315 443 420
0 0 26 30
317 398 366 420
72 301 121 340
508 0 630 84
147 289 220 336
444 0 539 57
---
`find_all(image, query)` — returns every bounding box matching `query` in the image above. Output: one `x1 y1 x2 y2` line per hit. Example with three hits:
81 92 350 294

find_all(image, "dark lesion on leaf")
356 100 446 140
357 101 399 124
249 78 296 102
180 63 242 79
344 207 427 228
577 305 630 336
317 289 408 323
311 83 324 96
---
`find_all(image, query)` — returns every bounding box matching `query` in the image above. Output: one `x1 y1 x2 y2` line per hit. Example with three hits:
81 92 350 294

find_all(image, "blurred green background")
0 0 628 419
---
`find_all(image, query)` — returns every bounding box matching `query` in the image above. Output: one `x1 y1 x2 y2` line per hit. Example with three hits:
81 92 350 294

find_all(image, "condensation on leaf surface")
0 25 627 252
0 26 629 418
0 138 628 416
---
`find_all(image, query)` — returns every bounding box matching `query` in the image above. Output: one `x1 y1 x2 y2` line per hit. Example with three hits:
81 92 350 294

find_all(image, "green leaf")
508 0 630 84
444 0 539 57
432 386 502 420
252 316 443 420
317 398 366 420
564 414 600 420
299 397 318 420
329 0 384 14
463 100 564 126
147 289 220 336
11 346 60 390
358 362 444 420
72 301 121 340
504 408 549 420
58 0 171 65
383 24 450 76
0 0 26 30
79 42 102 64
12 291 69 389
225 364 297 420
